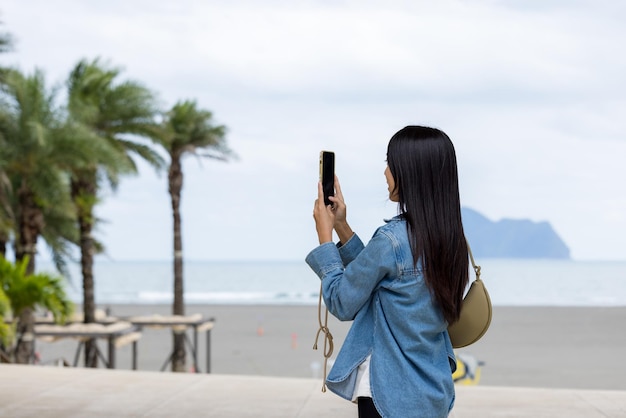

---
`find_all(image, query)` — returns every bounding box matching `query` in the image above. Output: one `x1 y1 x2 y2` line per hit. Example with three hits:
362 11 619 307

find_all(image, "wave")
76 291 322 305
58 259 626 307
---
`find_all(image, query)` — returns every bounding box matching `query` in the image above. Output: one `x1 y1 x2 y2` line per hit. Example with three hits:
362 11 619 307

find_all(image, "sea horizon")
34 258 626 308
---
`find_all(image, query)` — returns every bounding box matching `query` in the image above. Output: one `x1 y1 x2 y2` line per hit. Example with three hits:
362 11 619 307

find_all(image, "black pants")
358 397 381 418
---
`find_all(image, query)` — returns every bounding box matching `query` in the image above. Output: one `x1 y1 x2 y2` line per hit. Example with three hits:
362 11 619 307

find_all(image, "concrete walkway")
1 364 625 417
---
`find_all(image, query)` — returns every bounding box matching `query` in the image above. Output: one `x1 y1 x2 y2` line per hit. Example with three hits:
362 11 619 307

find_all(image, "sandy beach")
32 304 626 391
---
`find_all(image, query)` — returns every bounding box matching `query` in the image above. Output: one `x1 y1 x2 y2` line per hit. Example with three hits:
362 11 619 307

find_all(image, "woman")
306 126 469 417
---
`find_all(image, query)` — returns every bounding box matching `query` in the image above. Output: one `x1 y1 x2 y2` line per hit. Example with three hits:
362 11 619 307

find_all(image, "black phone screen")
320 151 335 206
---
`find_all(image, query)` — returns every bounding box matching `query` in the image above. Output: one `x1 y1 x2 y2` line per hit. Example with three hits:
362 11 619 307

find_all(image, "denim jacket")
305 216 456 418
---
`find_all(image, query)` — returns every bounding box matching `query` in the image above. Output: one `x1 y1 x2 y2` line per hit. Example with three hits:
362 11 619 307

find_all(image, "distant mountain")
462 207 570 259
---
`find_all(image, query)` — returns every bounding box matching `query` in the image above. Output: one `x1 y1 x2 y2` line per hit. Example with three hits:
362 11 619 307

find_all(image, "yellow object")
452 353 483 386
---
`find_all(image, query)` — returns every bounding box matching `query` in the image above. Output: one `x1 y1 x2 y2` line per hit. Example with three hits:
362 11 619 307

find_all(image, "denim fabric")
306 216 456 418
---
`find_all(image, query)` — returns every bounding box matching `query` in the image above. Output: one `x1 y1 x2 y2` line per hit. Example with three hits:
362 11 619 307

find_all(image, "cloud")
3 0 626 260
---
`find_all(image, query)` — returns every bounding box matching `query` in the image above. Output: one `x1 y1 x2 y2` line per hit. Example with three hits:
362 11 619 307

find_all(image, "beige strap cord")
467 241 481 279
313 282 334 392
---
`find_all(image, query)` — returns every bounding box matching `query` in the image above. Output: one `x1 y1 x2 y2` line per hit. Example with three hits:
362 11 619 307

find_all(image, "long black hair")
387 126 468 324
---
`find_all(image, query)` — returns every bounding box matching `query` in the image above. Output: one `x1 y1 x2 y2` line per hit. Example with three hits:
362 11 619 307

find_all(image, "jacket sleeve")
305 229 396 321
337 233 365 266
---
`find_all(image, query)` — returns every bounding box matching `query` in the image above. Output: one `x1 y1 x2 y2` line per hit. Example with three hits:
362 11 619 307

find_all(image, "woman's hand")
313 181 335 244
328 175 346 225
329 176 354 244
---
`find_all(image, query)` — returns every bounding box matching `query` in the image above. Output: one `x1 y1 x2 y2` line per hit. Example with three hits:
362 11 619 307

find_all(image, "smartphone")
319 151 335 206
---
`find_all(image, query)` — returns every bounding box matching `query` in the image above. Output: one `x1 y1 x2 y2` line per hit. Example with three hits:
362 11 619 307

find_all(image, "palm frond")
32 272 73 323
0 284 10 317
0 294 13 345
0 68 79 271
40 210 79 278
0 255 13 346
160 99 235 162
110 137 166 171
67 58 164 181
0 18 14 54
0 256 73 324
0 169 14 236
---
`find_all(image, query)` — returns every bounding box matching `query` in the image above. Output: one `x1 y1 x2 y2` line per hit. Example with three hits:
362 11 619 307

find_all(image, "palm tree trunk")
169 155 186 372
1 171 12 258
0 232 6 258
71 173 98 368
14 181 44 364
15 307 34 364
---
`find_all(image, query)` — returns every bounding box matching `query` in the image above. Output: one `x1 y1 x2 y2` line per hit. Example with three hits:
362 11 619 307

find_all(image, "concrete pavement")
0 364 625 417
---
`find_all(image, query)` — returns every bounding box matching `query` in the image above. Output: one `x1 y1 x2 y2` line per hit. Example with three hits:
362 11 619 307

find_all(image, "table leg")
160 351 174 371
132 340 138 370
183 332 200 373
73 341 84 367
108 337 115 369
193 326 199 373
31 336 37 364
206 329 211 374
95 345 109 368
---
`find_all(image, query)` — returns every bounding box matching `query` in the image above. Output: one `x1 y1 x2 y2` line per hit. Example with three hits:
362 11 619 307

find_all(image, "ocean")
37 259 626 307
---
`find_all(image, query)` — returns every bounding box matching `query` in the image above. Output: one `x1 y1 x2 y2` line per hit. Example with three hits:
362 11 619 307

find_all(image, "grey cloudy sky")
2 0 625 261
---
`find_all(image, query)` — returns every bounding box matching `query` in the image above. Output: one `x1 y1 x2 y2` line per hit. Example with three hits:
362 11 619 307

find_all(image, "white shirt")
351 354 372 402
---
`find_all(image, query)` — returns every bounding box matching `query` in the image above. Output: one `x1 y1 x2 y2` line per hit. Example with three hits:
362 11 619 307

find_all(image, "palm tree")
155 100 233 372
0 115 84 274
0 68 86 271
0 67 89 363
0 156 12 259
0 17 14 254
0 255 73 363
66 58 163 367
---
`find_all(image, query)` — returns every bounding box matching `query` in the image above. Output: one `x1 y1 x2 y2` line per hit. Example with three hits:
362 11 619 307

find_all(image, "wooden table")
34 321 142 369
125 314 215 373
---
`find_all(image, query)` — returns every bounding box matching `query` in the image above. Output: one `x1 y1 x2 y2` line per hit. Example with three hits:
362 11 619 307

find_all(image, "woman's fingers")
330 176 345 208
314 182 333 215
314 182 335 243
334 175 344 200
317 181 325 202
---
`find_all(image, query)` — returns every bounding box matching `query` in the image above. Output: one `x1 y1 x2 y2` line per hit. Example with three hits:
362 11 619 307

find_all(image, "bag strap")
313 284 334 393
467 241 482 280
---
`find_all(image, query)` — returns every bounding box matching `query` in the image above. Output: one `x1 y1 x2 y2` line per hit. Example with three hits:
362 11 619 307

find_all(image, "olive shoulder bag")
447 244 493 348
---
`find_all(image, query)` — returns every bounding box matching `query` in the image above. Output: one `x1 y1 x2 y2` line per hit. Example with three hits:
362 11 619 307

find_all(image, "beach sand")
33 305 626 391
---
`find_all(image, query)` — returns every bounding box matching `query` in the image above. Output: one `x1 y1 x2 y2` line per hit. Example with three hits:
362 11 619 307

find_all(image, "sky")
1 0 625 261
